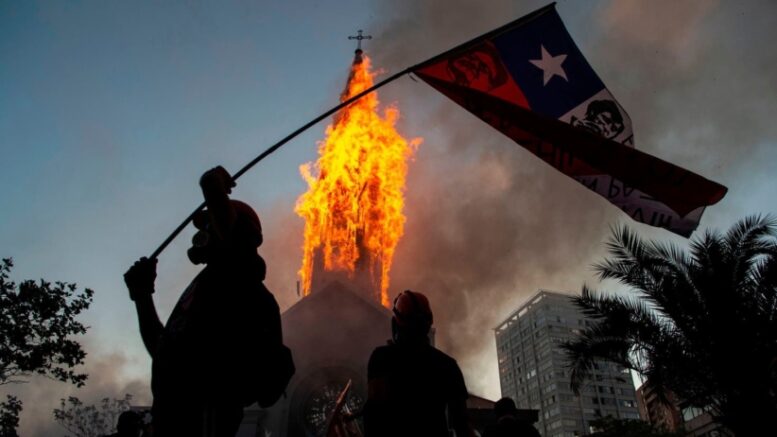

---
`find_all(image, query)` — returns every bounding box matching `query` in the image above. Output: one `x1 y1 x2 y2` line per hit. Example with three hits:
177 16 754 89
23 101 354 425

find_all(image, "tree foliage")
53 394 132 437
563 216 777 435
0 395 22 437
0 258 93 386
0 258 94 436
588 416 685 437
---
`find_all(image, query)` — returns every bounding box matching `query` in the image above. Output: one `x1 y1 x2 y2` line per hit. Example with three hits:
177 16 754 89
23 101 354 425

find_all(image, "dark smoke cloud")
588 0 777 172
388 107 615 395
2 348 150 437
248 0 777 401
261 197 306 310
337 0 777 398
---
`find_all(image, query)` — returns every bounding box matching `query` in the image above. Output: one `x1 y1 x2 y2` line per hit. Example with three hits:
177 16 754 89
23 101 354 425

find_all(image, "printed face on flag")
414 5 726 237
420 42 530 108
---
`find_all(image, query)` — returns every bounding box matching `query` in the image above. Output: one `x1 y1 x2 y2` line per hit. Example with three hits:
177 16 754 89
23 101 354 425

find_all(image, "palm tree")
563 216 777 436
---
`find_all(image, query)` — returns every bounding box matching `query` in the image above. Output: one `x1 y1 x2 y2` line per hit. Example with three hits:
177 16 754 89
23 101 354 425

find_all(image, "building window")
543 406 561 419
561 394 576 402
682 406 704 422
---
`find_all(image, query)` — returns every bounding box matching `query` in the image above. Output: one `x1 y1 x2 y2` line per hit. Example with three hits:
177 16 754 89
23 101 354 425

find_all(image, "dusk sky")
2 1 777 435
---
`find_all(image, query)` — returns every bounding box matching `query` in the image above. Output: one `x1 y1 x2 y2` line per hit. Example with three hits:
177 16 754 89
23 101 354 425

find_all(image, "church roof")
282 280 392 320
467 394 496 409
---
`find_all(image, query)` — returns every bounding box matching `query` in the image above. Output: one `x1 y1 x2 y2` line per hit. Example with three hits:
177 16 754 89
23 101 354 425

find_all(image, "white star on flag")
529 45 568 86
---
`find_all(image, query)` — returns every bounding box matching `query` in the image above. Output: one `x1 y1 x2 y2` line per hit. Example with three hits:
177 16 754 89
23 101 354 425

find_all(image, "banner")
413 4 726 236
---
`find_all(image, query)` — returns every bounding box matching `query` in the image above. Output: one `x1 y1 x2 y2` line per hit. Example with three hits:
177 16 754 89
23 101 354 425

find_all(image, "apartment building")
495 290 640 437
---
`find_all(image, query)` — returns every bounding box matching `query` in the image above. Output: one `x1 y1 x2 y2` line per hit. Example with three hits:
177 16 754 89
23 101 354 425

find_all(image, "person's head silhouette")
187 199 263 266
115 411 142 437
494 397 518 419
391 290 433 344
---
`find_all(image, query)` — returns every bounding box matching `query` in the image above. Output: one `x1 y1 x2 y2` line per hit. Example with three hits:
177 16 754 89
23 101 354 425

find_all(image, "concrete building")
635 383 683 432
636 382 731 437
680 406 730 437
495 290 640 437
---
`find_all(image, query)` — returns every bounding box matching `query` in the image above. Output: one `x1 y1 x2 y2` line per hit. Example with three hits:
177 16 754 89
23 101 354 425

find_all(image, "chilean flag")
412 3 726 236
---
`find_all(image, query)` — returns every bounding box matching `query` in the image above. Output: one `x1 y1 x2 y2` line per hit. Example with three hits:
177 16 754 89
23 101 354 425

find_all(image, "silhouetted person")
124 166 281 437
363 290 474 437
105 411 142 437
482 398 540 437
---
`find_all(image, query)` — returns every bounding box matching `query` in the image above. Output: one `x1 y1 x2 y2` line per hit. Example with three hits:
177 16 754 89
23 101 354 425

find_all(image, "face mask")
187 227 212 265
192 229 210 248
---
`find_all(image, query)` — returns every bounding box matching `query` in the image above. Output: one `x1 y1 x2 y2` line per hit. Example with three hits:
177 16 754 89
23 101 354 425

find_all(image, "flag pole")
148 2 557 259
148 67 413 259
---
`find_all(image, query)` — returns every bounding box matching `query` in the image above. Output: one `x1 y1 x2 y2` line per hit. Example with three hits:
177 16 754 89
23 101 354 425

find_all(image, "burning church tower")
295 37 420 307
254 37 421 436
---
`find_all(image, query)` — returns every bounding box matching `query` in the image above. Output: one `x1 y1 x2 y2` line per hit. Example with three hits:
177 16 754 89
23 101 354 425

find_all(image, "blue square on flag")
492 10 605 119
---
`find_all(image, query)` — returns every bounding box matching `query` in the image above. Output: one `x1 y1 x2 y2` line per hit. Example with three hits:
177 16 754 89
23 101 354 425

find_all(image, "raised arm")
124 257 163 357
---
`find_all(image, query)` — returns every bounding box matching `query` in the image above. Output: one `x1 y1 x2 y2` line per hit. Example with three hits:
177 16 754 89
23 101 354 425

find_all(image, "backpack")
237 286 295 408
250 342 296 408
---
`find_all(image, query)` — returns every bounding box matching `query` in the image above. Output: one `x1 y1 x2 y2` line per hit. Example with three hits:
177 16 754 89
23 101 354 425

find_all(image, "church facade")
254 281 392 436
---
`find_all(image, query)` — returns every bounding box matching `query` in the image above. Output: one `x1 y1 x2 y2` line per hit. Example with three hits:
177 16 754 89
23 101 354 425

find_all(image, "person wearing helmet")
124 166 282 437
482 397 541 437
105 410 143 437
363 290 474 437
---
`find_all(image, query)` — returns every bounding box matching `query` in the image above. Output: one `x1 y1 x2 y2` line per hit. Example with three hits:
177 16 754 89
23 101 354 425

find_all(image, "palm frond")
723 215 777 292
563 331 631 394
574 217 777 435
595 226 659 292
723 214 777 257
751 256 777 323
566 287 667 393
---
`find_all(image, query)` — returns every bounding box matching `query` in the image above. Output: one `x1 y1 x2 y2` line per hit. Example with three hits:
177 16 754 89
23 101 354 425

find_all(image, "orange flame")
295 54 421 307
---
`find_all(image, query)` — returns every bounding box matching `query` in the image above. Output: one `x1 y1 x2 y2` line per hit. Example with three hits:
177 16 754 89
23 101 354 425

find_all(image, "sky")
2 0 777 435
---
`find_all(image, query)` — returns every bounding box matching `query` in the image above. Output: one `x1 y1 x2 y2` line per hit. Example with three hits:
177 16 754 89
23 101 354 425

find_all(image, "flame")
295 54 421 307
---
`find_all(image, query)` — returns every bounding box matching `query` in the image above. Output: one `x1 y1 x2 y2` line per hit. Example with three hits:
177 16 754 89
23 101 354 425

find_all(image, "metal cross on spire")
348 29 372 52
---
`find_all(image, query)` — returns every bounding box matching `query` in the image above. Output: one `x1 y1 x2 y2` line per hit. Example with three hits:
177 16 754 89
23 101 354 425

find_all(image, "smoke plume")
2 348 151 437
257 0 777 401
347 0 777 398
